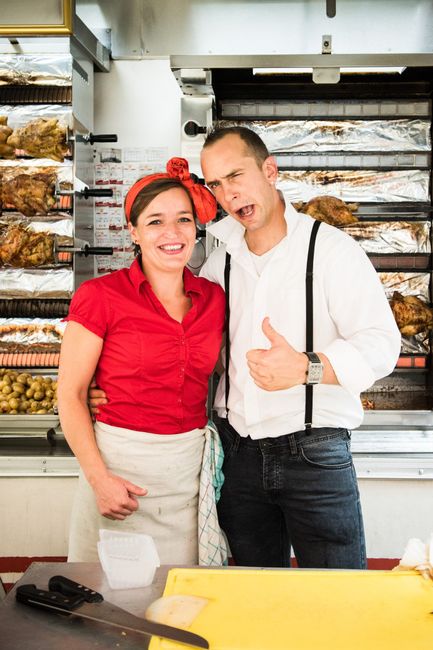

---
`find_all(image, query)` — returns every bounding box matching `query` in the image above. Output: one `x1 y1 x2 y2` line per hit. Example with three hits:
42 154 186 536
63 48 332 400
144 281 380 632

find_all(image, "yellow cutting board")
149 568 433 650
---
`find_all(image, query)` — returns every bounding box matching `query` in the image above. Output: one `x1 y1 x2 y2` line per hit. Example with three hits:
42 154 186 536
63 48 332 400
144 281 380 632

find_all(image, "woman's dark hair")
203 124 270 167
127 177 197 256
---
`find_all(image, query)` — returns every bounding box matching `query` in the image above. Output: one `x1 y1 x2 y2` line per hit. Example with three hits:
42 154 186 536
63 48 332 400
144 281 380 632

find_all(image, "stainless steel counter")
0 562 170 649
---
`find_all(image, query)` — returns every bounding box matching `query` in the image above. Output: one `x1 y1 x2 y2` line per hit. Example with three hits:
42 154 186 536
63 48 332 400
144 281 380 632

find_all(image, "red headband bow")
124 157 217 225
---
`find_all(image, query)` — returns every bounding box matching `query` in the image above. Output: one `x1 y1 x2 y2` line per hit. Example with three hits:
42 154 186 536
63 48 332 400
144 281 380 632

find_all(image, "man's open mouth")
236 205 254 219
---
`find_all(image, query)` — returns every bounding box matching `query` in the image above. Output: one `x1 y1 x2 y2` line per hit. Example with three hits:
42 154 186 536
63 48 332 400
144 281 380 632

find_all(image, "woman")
58 158 225 565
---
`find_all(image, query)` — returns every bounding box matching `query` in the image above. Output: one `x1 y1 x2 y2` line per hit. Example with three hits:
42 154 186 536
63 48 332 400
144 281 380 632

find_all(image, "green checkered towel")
198 420 229 566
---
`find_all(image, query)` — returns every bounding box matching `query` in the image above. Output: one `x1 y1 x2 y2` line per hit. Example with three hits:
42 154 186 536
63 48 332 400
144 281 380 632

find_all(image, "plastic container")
97 529 160 590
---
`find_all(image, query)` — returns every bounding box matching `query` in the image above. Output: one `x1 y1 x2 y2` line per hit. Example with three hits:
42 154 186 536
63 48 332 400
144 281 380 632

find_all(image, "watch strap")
305 351 321 364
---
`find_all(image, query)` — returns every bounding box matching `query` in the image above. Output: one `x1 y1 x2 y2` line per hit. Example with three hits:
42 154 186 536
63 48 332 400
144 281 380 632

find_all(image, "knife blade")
16 577 208 649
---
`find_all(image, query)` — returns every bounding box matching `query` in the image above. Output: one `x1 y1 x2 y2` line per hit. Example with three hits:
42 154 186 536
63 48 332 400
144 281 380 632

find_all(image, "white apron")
68 421 205 565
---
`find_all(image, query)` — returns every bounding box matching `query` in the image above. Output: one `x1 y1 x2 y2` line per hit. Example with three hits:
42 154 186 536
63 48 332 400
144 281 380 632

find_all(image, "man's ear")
262 155 278 184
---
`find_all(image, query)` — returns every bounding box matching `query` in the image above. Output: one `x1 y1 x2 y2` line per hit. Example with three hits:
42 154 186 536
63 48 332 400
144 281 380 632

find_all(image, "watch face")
307 362 323 384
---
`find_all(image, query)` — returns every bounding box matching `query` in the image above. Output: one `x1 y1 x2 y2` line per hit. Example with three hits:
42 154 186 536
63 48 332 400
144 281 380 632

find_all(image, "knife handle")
16 584 85 612
48 575 104 603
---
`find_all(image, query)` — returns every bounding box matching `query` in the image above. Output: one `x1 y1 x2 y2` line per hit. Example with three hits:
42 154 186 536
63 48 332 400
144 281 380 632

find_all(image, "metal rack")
0 34 115 438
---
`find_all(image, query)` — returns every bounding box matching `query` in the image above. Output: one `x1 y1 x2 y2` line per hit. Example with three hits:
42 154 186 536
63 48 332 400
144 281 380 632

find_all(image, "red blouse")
65 259 225 434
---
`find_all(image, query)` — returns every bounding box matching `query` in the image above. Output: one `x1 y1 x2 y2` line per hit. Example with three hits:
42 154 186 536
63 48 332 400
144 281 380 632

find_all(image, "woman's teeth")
159 244 184 251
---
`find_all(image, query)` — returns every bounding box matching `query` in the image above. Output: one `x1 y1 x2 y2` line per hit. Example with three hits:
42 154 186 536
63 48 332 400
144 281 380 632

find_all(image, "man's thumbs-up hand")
246 317 308 391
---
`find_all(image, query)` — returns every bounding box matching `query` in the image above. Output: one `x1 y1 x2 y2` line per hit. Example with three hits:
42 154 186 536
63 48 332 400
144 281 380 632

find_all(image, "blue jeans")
216 418 366 569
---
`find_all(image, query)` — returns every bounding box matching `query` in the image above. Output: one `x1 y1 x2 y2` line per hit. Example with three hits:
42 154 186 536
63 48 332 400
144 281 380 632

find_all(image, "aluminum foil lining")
0 160 73 178
0 214 73 237
278 169 429 202
0 318 65 351
237 119 431 152
0 104 72 129
0 268 73 298
341 221 431 254
379 272 430 301
401 333 430 355
0 54 72 86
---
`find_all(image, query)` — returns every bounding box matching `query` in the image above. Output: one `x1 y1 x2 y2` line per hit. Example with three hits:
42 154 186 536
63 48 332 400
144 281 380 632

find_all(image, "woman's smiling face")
129 186 197 274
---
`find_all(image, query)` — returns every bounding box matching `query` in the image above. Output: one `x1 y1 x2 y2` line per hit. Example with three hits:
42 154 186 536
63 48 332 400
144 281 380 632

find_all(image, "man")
90 125 401 569
197 125 401 569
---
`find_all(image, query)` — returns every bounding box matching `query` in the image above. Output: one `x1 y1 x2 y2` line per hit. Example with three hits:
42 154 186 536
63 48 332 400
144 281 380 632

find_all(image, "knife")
16 575 208 649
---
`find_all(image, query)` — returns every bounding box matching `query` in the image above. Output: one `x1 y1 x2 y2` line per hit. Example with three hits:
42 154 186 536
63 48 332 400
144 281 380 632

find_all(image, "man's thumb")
262 317 285 346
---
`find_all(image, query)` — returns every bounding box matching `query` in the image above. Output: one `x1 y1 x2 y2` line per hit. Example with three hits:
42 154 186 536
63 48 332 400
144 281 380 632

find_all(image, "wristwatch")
304 352 324 385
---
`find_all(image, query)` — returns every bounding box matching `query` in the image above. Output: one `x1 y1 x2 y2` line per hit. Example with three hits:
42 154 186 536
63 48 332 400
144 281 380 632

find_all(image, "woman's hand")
91 472 148 520
88 378 108 417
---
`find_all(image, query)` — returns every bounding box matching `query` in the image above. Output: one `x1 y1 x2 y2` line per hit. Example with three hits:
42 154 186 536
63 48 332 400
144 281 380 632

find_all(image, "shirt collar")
183 267 204 296
206 215 246 257
129 257 148 294
128 257 203 296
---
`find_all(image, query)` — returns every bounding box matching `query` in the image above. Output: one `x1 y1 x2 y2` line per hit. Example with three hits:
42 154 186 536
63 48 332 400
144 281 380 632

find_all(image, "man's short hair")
203 124 270 167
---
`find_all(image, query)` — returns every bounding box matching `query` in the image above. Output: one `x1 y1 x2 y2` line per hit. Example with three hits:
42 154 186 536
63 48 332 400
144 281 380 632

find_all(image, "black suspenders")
223 252 231 412
223 219 321 431
304 219 321 429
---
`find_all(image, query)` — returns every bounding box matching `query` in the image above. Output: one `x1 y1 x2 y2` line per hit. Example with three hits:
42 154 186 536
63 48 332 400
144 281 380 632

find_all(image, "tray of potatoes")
0 367 57 417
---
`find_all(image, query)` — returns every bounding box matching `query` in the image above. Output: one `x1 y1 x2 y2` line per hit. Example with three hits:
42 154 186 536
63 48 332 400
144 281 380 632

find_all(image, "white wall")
94 59 182 154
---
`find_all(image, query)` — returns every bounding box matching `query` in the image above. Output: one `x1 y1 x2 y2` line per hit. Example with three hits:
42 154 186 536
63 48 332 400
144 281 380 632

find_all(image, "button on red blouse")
64 258 225 434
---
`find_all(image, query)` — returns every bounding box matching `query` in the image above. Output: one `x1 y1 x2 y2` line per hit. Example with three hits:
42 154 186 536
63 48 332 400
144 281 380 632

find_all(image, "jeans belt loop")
289 433 298 455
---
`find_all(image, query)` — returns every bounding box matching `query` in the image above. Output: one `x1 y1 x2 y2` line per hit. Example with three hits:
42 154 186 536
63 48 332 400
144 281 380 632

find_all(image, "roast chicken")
7 117 68 162
389 291 433 336
0 116 14 159
1 172 57 216
294 195 359 226
0 222 54 267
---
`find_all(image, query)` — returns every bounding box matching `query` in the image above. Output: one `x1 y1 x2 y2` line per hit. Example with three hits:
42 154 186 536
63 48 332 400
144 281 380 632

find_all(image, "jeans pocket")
300 432 352 470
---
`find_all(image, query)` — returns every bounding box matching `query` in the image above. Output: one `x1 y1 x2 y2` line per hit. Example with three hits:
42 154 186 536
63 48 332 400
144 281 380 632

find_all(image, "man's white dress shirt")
200 203 401 439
